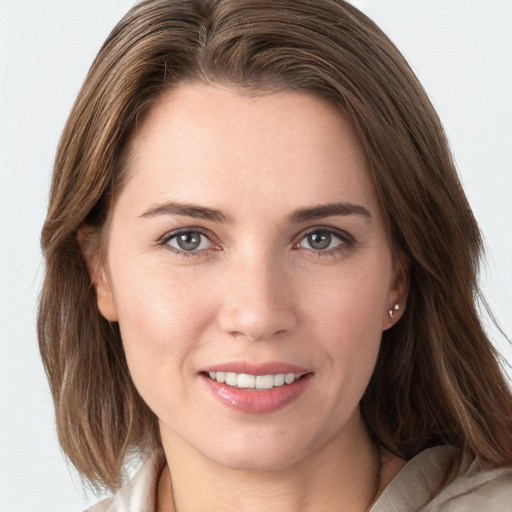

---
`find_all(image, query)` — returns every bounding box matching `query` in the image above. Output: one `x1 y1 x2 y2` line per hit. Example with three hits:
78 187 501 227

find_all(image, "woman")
38 0 512 510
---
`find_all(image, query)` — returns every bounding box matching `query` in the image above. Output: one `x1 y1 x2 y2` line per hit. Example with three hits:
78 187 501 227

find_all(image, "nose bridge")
218 244 297 341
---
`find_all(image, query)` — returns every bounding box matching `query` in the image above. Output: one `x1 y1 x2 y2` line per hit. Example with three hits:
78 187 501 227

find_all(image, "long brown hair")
38 0 512 491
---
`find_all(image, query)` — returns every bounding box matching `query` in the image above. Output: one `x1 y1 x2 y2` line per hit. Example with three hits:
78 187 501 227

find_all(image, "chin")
199 430 313 472
211 449 303 473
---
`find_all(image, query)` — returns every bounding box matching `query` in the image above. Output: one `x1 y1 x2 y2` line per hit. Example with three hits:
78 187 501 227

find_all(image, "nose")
217 251 299 342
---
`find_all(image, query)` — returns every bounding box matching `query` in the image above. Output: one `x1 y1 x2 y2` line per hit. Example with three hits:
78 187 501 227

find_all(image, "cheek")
325 299 383 383
108 260 216 389
310 262 390 386
309 261 390 339
112 255 209 328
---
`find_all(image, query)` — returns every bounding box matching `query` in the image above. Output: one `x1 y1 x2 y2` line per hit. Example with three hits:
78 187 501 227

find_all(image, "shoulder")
85 449 166 512
371 446 512 512
424 449 512 511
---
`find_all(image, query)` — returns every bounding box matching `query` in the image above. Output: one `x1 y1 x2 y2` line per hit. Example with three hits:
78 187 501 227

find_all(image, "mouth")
200 364 312 414
204 371 304 390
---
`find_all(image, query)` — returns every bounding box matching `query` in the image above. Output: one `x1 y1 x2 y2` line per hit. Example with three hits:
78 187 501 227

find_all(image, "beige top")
87 446 512 511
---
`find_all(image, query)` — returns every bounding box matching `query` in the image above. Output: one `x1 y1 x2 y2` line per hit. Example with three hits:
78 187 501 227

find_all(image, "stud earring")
388 303 400 318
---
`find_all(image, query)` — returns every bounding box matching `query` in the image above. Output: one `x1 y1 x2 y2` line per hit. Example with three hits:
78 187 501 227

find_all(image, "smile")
207 371 301 390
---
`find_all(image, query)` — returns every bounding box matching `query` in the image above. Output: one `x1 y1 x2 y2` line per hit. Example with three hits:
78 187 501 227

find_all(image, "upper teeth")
208 372 300 389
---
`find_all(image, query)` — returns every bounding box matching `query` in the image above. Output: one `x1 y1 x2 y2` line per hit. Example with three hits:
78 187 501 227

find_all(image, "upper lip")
202 361 311 376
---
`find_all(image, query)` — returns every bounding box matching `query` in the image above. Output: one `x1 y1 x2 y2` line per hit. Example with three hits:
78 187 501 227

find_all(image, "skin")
89 84 408 511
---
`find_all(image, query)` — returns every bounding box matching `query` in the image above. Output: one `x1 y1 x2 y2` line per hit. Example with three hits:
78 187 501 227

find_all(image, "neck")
158 412 391 512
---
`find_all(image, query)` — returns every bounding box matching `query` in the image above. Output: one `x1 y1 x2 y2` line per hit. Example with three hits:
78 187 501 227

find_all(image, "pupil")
177 232 201 250
309 232 331 250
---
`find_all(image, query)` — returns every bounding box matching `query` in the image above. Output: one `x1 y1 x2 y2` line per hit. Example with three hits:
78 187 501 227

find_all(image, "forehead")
120 83 379 219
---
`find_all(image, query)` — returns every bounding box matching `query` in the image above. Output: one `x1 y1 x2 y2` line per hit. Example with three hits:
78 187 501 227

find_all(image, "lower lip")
200 373 312 414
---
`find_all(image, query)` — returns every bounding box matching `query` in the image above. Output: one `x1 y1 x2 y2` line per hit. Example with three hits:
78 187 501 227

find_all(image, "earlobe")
77 225 119 322
383 255 409 330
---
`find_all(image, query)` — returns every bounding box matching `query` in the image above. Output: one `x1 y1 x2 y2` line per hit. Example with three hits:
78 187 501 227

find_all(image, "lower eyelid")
159 229 227 260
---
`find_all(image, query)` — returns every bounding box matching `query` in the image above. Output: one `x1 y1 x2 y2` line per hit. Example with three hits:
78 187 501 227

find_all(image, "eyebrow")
139 201 234 223
139 200 371 224
288 202 372 224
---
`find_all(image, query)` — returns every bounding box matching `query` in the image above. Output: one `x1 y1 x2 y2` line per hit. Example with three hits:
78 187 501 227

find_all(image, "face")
93 84 406 471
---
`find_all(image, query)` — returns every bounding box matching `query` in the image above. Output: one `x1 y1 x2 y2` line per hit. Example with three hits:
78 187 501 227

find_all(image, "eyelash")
294 226 355 257
158 228 218 258
157 226 355 258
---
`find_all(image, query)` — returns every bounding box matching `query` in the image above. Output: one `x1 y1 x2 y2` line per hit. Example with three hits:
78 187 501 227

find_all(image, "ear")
383 254 409 330
77 225 119 322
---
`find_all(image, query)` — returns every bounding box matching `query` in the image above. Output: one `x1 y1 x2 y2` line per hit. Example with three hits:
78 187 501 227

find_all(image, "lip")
203 361 310 376
200 361 312 414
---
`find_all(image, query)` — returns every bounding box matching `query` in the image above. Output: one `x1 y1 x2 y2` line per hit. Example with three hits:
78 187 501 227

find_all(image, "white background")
0 1 511 510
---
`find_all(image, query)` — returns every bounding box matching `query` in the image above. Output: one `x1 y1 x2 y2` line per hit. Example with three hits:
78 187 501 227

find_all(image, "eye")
166 231 212 252
297 229 347 251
